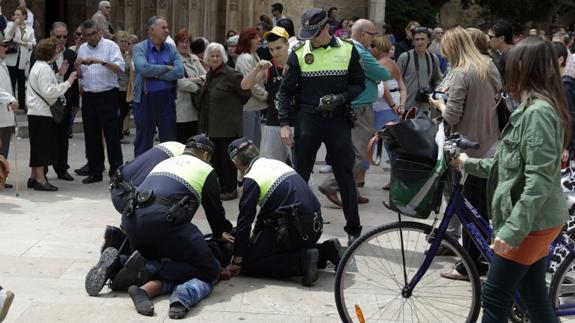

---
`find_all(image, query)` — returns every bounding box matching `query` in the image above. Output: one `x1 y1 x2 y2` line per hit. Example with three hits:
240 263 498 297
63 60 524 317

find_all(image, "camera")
415 87 433 103
431 91 448 100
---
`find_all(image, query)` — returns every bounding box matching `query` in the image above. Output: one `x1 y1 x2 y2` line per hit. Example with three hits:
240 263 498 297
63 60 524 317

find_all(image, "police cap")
185 134 215 155
228 137 254 160
299 8 328 40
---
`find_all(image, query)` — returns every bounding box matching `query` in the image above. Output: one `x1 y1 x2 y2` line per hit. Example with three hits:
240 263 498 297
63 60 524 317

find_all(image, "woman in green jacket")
455 37 571 322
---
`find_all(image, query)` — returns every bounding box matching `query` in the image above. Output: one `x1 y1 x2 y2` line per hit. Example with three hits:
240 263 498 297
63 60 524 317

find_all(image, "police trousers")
121 203 220 284
241 222 322 279
293 111 361 235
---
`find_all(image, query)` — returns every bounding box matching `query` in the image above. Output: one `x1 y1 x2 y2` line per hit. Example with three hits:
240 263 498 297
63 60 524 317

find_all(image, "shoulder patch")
292 41 305 52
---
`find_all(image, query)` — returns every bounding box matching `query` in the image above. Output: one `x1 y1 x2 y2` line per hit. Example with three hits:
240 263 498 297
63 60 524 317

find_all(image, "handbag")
29 81 67 124
4 41 17 54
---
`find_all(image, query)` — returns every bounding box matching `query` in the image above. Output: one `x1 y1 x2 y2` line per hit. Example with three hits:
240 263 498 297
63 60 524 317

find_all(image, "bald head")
98 1 110 9
351 19 378 48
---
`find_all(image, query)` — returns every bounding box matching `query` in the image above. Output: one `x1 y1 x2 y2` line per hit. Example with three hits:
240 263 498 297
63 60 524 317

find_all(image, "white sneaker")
0 288 15 322
319 165 333 173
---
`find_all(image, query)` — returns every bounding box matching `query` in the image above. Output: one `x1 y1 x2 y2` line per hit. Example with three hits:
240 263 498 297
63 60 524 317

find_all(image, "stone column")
368 0 386 27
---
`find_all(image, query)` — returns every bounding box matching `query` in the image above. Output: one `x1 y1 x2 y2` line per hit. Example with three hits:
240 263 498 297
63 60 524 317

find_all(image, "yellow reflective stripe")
244 158 296 206
297 39 353 73
148 154 213 201
156 141 185 158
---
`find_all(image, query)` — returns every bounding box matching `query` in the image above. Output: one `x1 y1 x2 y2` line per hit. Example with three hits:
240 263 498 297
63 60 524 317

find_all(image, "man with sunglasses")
488 20 514 84
319 19 390 207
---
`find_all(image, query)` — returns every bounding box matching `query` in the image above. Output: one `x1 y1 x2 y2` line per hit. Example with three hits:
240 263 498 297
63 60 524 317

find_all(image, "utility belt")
299 103 356 127
123 189 200 226
258 204 323 248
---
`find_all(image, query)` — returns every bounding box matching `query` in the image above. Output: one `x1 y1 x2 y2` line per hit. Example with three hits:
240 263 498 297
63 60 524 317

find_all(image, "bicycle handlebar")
456 137 480 150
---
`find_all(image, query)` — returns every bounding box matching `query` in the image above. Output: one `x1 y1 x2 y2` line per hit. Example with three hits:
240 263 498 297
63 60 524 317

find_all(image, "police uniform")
276 8 365 238
121 152 232 284
233 151 323 279
110 141 185 214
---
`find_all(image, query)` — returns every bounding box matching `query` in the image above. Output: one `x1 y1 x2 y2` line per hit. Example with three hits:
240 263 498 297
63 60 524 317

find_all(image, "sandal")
440 268 470 281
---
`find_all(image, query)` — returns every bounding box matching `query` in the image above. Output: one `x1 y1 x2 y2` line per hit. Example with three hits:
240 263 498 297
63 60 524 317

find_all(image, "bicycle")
334 127 575 322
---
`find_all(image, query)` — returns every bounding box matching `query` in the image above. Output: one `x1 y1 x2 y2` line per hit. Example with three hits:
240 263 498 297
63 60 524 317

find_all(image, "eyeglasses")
488 34 497 39
55 35 67 39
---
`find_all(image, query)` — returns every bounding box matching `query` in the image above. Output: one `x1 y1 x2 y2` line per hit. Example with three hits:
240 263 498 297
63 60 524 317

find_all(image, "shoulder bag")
29 79 67 124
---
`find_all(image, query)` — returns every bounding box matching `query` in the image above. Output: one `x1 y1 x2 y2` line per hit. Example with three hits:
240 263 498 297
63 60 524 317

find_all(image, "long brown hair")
506 36 572 148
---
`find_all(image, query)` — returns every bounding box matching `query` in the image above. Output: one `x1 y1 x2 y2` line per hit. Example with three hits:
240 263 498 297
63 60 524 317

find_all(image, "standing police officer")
85 135 233 296
277 8 366 244
225 138 342 286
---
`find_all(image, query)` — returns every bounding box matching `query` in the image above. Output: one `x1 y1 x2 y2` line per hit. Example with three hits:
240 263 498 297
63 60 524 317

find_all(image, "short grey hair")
146 16 167 32
50 21 67 34
80 19 98 32
98 1 110 9
205 42 228 64
351 19 373 37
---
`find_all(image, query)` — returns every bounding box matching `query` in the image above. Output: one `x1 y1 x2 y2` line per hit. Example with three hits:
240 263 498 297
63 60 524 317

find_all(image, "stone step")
14 110 135 138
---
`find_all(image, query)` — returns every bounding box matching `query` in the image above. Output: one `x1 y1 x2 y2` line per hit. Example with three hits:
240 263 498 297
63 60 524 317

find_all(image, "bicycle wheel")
334 221 481 323
549 251 575 310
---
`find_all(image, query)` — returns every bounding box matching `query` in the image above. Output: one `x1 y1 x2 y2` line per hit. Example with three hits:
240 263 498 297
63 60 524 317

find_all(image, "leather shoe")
318 186 342 207
82 175 103 184
57 172 74 181
27 178 37 188
357 195 369 204
220 191 238 201
33 181 58 191
75 164 90 176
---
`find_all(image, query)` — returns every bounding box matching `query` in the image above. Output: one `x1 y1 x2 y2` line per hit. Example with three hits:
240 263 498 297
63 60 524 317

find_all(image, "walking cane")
12 113 19 197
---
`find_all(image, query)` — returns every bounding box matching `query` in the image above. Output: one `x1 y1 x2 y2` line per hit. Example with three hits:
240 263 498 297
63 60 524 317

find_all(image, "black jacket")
563 75 575 155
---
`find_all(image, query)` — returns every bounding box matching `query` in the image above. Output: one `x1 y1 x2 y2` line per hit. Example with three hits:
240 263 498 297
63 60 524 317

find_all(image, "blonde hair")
441 27 490 80
372 35 392 54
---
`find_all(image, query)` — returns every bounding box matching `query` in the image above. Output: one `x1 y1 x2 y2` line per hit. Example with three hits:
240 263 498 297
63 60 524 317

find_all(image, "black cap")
185 134 215 155
228 137 254 160
299 8 328 40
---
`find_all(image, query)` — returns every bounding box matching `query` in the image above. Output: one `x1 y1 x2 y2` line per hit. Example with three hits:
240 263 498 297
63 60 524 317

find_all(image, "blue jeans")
164 278 215 310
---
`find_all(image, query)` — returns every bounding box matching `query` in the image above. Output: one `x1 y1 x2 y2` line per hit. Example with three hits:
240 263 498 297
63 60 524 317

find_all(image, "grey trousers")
243 111 262 148
0 126 13 158
320 105 374 192
261 125 293 163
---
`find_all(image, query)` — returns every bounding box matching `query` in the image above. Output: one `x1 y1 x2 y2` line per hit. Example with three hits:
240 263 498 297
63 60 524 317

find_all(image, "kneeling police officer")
225 138 342 286
85 135 233 296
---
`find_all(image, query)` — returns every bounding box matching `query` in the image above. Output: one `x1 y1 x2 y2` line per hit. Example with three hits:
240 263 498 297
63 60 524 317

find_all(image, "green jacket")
464 99 568 248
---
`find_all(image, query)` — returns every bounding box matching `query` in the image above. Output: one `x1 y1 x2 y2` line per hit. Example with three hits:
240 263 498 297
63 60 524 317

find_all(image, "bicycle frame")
548 234 575 316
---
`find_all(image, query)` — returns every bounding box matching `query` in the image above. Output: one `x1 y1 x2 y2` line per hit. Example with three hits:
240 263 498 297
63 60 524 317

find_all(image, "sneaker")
85 247 120 296
317 239 343 270
301 248 319 286
0 287 15 322
169 302 189 319
100 225 127 254
111 250 150 291
128 285 154 316
318 165 333 173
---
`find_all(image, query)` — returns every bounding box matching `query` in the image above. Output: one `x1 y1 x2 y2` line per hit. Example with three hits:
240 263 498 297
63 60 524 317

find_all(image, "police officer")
85 135 234 296
225 138 342 286
277 8 366 244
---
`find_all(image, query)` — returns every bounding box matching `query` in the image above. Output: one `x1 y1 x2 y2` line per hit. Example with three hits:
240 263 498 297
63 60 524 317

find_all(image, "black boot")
128 285 154 316
317 238 343 270
301 248 319 286
85 247 120 296
111 250 150 291
100 225 128 254
169 302 189 319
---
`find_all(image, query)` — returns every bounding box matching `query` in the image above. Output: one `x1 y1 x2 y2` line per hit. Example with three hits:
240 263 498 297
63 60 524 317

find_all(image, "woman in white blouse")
4 6 35 111
26 38 77 191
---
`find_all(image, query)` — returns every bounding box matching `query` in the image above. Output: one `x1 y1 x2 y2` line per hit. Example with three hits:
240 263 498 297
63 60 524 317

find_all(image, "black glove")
318 93 345 112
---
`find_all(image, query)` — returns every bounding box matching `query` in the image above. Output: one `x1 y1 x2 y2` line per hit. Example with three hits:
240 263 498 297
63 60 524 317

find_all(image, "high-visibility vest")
147 154 213 202
295 38 353 78
244 157 297 207
155 141 185 158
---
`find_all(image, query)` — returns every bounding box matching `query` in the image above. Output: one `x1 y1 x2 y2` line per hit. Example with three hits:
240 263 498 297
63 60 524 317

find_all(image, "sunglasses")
488 34 497 39
370 44 376 48
75 32 82 37
55 35 67 39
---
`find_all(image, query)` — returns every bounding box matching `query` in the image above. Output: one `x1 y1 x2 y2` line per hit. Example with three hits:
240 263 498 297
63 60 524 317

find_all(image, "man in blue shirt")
319 19 390 207
132 16 184 157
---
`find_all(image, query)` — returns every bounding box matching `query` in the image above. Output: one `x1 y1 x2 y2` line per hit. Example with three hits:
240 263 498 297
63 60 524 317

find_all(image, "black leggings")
481 254 558 323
